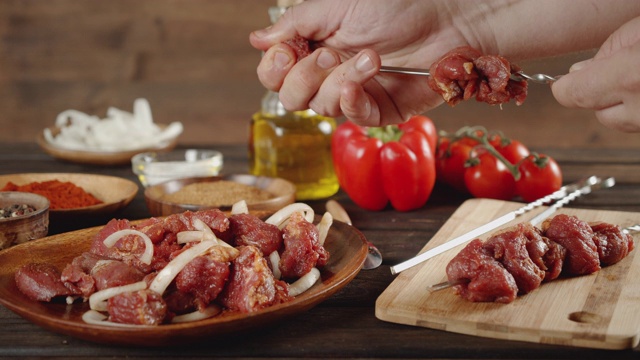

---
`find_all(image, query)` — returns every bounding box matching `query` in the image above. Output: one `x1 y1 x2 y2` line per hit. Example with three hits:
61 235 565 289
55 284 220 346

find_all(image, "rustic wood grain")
0 143 638 358
376 199 640 350
1 1 639 148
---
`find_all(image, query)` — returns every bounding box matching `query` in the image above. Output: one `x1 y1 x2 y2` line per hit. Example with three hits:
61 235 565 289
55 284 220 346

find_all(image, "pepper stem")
367 125 403 143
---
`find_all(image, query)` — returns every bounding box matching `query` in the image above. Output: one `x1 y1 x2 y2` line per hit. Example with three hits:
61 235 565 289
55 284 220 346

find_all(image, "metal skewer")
379 66 560 84
427 178 620 292
389 176 600 275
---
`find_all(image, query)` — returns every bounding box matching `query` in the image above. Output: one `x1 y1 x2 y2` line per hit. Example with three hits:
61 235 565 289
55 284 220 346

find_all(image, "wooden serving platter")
376 199 640 350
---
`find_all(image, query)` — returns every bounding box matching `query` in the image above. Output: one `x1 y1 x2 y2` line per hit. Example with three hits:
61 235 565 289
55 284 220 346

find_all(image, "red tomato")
493 139 530 165
398 114 438 154
515 154 563 202
464 152 516 200
436 138 474 193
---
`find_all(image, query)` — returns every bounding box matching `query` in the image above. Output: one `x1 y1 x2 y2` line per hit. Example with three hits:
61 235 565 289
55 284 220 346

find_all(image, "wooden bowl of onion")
144 174 297 217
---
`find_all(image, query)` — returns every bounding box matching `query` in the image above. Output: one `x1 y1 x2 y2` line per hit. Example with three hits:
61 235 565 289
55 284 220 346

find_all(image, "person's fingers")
339 80 378 126
551 46 636 111
277 48 342 111
306 49 382 117
249 2 337 50
256 44 297 92
551 59 621 111
594 103 640 132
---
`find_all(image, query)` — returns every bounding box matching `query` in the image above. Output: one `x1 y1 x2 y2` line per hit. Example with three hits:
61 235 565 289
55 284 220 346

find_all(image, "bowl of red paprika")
0 173 138 219
0 191 50 250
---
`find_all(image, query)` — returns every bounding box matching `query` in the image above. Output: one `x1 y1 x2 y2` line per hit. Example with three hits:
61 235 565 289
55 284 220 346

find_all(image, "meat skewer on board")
430 216 637 303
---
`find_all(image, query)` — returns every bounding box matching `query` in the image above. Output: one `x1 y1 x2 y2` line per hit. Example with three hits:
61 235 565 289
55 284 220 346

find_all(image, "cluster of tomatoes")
436 126 563 202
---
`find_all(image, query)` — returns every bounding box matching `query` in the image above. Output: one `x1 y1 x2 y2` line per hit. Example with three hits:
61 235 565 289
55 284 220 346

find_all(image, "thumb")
249 2 331 51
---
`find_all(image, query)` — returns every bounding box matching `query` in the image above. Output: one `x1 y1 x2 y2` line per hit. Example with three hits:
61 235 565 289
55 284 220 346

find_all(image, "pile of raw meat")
14 206 330 325
446 214 634 303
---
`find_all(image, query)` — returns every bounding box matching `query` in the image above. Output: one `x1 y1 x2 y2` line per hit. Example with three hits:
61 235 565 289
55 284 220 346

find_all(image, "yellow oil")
249 93 339 200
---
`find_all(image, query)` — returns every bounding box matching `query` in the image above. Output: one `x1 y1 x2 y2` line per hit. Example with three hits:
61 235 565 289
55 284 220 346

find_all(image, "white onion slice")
231 200 249 215
103 229 154 265
171 305 222 323
316 212 333 246
82 310 143 327
46 98 184 152
265 203 315 229
88 280 148 312
190 218 235 248
288 268 321 297
177 230 217 244
149 240 217 295
269 250 281 280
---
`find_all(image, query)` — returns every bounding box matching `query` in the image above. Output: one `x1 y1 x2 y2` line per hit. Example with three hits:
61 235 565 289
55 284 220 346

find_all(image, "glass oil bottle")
249 1 339 200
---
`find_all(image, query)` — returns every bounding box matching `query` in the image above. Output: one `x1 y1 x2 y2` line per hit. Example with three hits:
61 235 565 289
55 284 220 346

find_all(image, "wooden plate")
376 199 640 350
0 217 368 346
37 125 179 166
0 173 138 218
144 174 296 217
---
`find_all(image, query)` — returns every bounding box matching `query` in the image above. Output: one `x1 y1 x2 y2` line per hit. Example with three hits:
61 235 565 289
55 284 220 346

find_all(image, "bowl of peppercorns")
0 192 49 250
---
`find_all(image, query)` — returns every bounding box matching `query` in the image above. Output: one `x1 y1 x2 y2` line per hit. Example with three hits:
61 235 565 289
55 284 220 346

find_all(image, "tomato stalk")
441 126 522 181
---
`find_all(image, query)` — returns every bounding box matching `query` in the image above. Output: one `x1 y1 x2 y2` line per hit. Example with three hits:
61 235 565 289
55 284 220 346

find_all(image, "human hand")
551 17 640 132
249 0 474 126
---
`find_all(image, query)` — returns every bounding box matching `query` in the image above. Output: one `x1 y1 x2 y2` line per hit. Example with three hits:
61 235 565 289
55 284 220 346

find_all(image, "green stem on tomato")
443 126 522 181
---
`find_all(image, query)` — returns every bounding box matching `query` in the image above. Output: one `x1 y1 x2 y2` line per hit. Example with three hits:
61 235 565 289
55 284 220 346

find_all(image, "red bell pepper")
331 115 437 211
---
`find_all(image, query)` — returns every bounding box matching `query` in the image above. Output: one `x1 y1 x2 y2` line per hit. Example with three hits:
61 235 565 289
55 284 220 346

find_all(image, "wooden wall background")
1 0 638 149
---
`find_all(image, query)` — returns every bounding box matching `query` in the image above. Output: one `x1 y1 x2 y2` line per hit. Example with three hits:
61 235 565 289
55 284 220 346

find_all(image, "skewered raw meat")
428 46 528 106
446 214 634 303
541 214 600 275
445 239 518 303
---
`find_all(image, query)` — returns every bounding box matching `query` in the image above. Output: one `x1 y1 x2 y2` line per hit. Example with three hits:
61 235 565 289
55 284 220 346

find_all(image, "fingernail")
356 52 374 72
252 27 272 39
273 51 292 70
569 59 590 72
316 50 338 69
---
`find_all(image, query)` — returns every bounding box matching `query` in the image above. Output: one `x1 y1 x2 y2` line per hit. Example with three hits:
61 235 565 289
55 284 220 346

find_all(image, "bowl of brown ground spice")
144 174 296 217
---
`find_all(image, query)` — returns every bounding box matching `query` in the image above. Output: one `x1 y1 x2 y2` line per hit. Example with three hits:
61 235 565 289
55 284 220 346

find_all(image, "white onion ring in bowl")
288 268 321 297
103 229 154 265
265 203 315 229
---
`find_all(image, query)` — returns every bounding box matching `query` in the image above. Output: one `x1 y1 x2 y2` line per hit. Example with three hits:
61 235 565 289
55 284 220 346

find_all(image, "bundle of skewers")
391 176 639 304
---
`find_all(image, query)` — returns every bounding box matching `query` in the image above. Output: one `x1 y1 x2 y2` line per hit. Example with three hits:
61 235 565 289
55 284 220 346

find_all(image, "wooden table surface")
0 142 639 359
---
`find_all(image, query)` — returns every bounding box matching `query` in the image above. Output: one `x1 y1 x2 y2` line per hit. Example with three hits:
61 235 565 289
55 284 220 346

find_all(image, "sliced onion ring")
269 250 281 280
171 305 222 323
103 229 154 265
317 212 333 246
231 200 249 215
288 268 320 297
190 218 232 248
89 280 147 312
149 240 217 295
177 230 217 244
82 309 144 327
265 203 315 229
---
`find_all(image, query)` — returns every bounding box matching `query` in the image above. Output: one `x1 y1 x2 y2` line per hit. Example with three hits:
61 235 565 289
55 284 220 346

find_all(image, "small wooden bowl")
0 173 139 219
144 174 296 217
37 125 179 166
0 192 50 250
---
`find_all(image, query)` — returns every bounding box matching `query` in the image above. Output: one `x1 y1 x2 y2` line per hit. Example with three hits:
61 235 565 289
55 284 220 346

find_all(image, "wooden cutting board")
376 198 640 350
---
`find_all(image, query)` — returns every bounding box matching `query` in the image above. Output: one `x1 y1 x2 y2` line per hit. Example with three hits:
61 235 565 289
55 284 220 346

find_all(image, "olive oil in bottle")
249 1 339 200
249 91 339 200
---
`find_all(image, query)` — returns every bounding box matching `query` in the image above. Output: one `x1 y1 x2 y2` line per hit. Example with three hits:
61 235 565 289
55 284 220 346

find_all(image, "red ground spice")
1 180 103 209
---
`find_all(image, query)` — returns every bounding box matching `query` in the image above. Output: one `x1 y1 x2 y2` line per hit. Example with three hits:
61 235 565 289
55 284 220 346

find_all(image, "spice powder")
161 181 273 206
